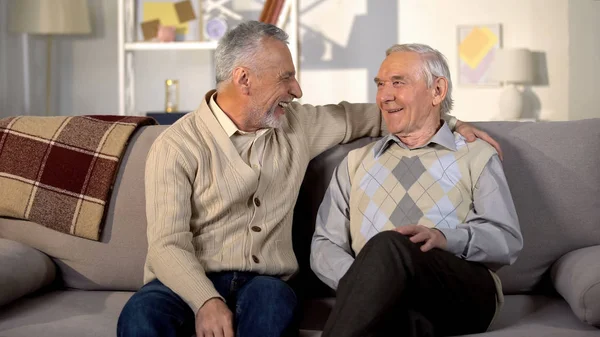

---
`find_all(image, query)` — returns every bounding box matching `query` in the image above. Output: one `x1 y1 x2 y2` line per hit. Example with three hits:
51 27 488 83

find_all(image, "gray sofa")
1 120 600 337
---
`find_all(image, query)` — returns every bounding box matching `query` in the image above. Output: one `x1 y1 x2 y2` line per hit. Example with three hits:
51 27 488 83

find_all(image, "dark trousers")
322 231 497 337
117 272 298 337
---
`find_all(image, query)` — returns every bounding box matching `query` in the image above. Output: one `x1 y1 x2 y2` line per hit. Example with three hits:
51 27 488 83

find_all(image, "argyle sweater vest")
347 135 496 255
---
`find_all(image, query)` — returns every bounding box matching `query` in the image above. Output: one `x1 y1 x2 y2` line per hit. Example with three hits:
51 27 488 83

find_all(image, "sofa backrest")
0 126 169 290
1 120 599 294
293 119 600 295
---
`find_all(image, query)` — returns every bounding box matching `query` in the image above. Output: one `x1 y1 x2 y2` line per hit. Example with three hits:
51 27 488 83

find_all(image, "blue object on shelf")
146 112 189 125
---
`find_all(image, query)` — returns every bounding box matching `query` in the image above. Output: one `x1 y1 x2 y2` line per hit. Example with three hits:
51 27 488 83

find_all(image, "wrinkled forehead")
377 52 425 80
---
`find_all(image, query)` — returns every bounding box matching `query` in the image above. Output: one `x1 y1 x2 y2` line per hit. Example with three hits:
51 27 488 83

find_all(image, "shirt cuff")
437 227 469 256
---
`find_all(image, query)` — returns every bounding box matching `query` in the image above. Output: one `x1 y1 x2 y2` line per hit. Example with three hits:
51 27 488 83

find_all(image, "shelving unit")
117 0 299 116
124 41 219 51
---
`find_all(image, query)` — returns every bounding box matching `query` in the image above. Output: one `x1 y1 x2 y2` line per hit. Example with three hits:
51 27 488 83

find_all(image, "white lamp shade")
9 0 91 35
489 48 534 84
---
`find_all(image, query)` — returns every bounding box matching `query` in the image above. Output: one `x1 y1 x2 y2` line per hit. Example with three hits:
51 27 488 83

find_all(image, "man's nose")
290 77 303 99
380 86 395 102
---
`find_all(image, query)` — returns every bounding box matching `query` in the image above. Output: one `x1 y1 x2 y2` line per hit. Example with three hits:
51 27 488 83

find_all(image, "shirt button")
254 197 261 207
252 164 259 169
252 255 260 263
251 226 262 232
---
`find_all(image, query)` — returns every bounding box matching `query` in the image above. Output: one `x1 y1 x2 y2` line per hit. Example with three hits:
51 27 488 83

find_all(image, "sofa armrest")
551 245 600 327
0 238 56 307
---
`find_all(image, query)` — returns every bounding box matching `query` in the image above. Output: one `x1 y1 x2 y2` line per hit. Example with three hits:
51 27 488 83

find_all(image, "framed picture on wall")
457 24 502 86
136 0 203 42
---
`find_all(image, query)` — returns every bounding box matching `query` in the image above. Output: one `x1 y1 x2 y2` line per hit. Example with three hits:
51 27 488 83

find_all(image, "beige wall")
568 0 600 120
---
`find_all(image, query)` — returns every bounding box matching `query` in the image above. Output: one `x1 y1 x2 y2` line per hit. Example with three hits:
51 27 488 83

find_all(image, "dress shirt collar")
374 120 457 158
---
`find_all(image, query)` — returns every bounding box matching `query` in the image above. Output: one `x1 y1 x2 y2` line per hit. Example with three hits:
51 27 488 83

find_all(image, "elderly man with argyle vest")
311 43 524 337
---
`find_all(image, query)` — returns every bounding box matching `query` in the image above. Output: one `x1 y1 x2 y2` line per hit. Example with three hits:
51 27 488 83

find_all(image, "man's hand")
394 225 447 252
455 120 503 160
196 298 234 337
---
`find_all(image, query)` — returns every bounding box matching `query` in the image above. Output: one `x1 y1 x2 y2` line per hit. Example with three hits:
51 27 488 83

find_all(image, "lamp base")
497 84 523 120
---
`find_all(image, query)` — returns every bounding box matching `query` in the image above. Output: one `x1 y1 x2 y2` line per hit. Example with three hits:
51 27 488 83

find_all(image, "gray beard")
250 103 283 129
263 105 283 128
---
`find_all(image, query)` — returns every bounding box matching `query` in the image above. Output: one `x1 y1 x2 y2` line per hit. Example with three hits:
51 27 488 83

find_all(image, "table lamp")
490 48 534 120
9 0 91 116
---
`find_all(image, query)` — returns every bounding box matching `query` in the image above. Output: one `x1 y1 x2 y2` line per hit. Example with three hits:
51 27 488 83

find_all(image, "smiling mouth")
386 108 403 113
278 101 290 108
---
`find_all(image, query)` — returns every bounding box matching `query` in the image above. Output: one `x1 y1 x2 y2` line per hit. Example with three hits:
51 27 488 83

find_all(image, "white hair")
386 43 454 114
214 21 288 89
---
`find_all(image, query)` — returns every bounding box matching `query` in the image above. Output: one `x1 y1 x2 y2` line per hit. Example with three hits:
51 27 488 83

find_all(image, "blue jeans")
117 272 298 337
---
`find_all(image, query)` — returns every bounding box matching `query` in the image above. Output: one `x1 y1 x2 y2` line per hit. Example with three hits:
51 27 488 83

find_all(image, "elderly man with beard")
117 22 503 337
311 44 523 337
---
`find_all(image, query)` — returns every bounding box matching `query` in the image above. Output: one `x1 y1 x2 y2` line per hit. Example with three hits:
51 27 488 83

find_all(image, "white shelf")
124 41 218 51
118 0 298 115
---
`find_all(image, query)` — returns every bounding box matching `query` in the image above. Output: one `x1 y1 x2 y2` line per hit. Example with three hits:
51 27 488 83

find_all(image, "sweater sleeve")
310 157 355 290
437 155 523 271
290 102 384 159
145 138 223 313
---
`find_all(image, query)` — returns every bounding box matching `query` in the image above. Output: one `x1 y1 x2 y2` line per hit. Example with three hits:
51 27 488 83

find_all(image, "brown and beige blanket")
0 115 157 240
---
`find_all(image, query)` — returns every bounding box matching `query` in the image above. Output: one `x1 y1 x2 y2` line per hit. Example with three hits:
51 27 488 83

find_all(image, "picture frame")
456 24 502 86
136 0 203 42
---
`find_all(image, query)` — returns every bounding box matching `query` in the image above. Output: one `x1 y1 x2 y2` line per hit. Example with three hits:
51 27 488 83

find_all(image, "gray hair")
215 21 288 89
385 44 454 114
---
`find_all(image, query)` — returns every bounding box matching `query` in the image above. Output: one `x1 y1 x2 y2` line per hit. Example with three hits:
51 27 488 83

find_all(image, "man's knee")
118 291 163 336
363 230 415 254
117 281 193 337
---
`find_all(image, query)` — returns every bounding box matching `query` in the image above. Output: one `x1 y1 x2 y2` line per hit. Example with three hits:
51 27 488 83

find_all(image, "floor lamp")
9 0 91 116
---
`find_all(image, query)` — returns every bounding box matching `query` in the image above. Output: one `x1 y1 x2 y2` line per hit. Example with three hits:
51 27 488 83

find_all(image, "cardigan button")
254 197 261 207
252 255 260 263
251 226 262 232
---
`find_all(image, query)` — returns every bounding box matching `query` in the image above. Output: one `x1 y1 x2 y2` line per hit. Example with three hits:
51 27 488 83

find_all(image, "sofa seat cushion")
0 239 56 307
0 290 131 337
0 290 335 337
299 295 600 337
1 292 598 337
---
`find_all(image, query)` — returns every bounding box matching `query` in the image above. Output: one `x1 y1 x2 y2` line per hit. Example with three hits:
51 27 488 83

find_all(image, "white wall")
52 0 120 115
568 0 600 120
398 0 569 121
0 0 30 117
298 1 397 106
23 0 214 116
0 1 8 117
5 0 596 121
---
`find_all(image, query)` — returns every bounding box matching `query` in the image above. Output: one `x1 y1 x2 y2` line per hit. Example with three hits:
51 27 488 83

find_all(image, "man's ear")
432 77 448 107
232 67 251 95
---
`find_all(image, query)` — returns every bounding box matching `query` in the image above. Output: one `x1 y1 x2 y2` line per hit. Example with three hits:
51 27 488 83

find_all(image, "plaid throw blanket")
0 115 157 240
